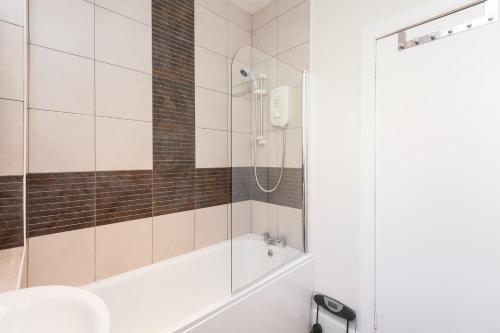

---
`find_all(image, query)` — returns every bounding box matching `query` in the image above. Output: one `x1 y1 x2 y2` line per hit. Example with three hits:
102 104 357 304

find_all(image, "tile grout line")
30 43 153 76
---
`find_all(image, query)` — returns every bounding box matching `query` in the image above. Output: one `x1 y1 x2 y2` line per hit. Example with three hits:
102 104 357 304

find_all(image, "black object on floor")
310 293 356 333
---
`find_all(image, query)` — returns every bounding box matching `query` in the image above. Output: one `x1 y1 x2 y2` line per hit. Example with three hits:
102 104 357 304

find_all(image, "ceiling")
227 0 273 14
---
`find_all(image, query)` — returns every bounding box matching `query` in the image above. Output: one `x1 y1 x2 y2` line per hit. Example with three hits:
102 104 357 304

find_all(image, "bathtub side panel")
184 259 313 333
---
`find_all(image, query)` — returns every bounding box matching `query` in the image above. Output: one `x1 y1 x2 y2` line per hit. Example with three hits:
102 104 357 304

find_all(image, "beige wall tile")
95 0 152 25
153 211 195 262
0 0 24 26
251 1 277 31
195 4 227 56
96 62 152 121
228 22 251 64
266 127 302 168
195 0 228 18
29 46 94 115
231 132 251 167
95 6 152 73
195 204 228 249
0 247 22 293
0 99 23 176
277 205 303 250
0 22 23 101
29 109 95 173
30 0 94 58
229 201 251 238
195 46 228 93
96 218 152 280
278 0 304 15
288 86 303 128
278 41 309 71
277 60 303 88
252 19 277 56
228 2 251 32
96 116 152 171
277 0 309 53
230 96 252 133
195 87 227 131
195 128 228 168
251 200 278 238
28 228 95 287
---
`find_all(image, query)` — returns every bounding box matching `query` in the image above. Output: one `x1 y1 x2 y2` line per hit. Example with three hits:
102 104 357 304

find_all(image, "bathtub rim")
167 253 313 333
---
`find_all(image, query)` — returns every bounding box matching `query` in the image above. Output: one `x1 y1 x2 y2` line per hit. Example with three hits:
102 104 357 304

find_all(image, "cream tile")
195 128 228 168
96 117 152 171
230 96 252 133
0 99 23 176
277 60 303 88
195 204 228 249
251 200 277 238
278 0 305 14
195 0 227 18
228 23 251 64
285 127 302 168
153 211 194 262
0 22 23 101
228 2 251 31
95 0 152 25
29 109 95 173
30 0 94 58
288 86 303 128
28 228 95 287
95 7 152 73
229 201 251 238
277 0 309 53
195 4 227 56
0 247 22 293
195 46 227 93
251 1 277 31
96 218 152 280
277 205 303 250
231 132 251 167
0 0 24 26
278 41 309 71
195 87 227 131
96 62 152 121
267 127 302 168
29 46 94 115
252 19 277 56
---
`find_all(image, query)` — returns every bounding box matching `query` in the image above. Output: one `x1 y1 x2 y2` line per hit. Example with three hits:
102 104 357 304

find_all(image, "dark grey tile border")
0 176 24 250
27 172 96 238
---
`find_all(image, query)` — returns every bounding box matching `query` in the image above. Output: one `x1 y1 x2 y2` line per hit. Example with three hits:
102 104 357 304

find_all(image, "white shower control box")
269 86 289 128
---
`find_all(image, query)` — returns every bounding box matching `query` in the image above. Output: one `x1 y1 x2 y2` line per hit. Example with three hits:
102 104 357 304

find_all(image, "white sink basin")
0 286 110 333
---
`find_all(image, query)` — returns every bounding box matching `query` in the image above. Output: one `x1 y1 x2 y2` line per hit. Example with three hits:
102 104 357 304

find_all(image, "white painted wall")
308 0 434 310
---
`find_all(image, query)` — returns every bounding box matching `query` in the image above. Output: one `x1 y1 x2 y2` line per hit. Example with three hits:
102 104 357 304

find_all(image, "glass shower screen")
230 46 306 291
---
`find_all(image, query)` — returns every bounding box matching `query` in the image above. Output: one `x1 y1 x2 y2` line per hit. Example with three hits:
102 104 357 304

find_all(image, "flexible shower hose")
252 126 287 193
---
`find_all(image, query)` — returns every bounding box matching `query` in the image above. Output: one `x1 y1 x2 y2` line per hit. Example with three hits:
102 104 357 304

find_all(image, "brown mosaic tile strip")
0 176 23 250
195 168 230 209
96 170 152 226
27 172 95 238
152 0 195 216
153 167 195 216
152 0 194 86
251 167 303 209
230 167 252 203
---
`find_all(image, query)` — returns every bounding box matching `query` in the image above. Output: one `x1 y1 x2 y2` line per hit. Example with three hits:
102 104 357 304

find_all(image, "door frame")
358 1 492 331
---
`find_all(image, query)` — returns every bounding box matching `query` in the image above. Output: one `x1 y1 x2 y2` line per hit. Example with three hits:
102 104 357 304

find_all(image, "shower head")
239 66 258 90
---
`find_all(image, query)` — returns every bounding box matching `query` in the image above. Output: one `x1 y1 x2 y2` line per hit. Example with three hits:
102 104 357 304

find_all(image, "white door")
375 3 500 332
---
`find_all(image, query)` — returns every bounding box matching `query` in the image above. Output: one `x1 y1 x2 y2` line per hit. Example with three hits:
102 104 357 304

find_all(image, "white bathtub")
86 234 313 333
